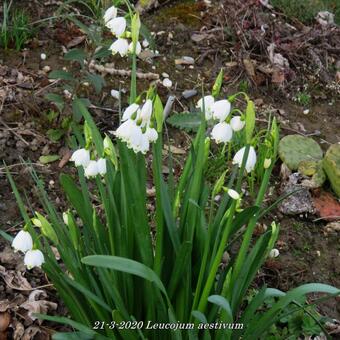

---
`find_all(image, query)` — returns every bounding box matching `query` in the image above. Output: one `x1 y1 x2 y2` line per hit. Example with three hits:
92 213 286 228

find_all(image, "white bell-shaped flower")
103 6 117 23
233 146 257 173
71 148 90 168
12 230 33 253
106 17 126 37
230 116 245 131
97 158 107 175
128 41 142 55
196 95 215 120
122 103 139 121
139 133 150 154
145 127 158 142
140 99 153 123
227 189 240 200
24 249 45 269
212 100 231 122
126 124 143 151
109 38 129 57
211 122 233 144
84 160 99 178
115 119 136 142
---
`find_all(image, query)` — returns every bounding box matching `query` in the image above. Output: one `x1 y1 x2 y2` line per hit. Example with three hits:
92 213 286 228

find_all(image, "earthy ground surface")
0 0 339 338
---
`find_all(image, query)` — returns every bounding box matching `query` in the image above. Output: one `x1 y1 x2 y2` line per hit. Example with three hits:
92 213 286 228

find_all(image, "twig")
89 60 160 80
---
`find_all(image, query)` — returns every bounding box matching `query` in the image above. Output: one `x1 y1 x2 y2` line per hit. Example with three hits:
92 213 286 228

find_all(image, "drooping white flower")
12 230 33 253
97 158 107 175
122 103 140 121
103 6 117 23
211 100 231 122
145 127 158 142
140 99 153 123
211 122 233 144
230 116 245 131
84 160 99 178
227 189 240 200
111 89 120 99
71 149 90 168
196 95 215 120
269 248 280 258
139 133 150 154
128 41 142 55
127 125 143 152
115 119 137 141
24 249 45 269
106 17 126 37
233 146 257 173
109 38 129 57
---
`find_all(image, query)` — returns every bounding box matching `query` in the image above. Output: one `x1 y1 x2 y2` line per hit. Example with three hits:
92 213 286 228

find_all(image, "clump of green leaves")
0 1 33 50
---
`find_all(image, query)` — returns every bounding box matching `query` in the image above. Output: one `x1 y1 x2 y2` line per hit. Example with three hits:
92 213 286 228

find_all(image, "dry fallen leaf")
20 290 57 323
12 320 25 340
0 266 32 291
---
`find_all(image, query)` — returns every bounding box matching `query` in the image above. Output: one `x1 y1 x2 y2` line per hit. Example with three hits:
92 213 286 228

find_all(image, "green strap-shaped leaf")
82 255 168 298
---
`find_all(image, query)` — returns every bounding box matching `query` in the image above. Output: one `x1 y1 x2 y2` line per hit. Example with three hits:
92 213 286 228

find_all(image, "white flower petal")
70 149 90 168
24 249 45 269
84 160 99 178
106 17 126 37
196 95 215 120
233 146 257 173
128 41 142 55
145 127 158 142
103 6 117 23
227 189 240 200
211 122 233 144
230 116 245 131
109 38 129 57
122 103 139 121
212 100 231 122
140 99 153 123
12 230 33 253
97 158 107 175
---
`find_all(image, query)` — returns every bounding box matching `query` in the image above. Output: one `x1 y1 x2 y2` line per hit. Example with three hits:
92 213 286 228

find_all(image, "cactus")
323 144 340 198
298 160 318 176
278 135 323 170
301 161 326 188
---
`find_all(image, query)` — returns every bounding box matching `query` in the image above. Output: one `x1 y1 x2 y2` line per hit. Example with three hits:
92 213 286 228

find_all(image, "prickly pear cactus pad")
278 135 323 170
323 144 340 198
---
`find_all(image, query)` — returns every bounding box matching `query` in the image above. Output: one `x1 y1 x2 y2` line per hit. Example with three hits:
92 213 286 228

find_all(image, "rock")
278 135 323 170
182 89 197 99
323 144 340 198
278 173 315 215
299 160 326 189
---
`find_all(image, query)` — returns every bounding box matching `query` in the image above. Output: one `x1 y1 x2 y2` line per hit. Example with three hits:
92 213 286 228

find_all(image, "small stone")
40 53 47 60
182 89 197 99
42 65 51 73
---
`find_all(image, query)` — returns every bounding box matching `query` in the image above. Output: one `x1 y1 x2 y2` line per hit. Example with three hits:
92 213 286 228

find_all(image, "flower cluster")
104 6 141 57
115 99 158 154
12 230 44 269
70 149 107 178
196 96 245 144
196 96 256 172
